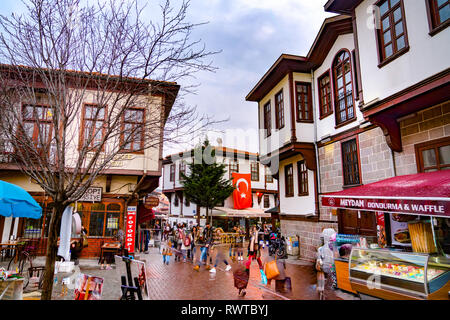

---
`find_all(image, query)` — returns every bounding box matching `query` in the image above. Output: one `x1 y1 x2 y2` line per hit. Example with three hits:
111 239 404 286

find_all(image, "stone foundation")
280 219 338 262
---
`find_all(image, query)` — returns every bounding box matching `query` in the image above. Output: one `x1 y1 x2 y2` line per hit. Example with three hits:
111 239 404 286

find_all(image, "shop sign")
322 196 449 218
144 196 159 209
125 206 137 253
79 187 102 202
376 213 386 248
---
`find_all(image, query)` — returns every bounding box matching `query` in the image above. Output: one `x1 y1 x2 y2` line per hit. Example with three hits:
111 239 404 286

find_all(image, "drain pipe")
311 69 321 200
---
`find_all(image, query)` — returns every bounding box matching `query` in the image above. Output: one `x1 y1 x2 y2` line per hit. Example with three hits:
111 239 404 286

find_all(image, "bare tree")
0 0 220 299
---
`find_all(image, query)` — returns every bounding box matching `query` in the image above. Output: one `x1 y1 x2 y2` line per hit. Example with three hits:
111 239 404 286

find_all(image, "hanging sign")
125 206 137 254
144 196 159 209
376 212 386 248
79 187 102 202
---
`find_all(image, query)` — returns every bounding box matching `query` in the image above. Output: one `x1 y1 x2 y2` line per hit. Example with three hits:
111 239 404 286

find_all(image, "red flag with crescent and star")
232 173 252 209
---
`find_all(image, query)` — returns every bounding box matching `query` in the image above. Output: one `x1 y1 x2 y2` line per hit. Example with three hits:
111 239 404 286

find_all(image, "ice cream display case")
349 248 450 300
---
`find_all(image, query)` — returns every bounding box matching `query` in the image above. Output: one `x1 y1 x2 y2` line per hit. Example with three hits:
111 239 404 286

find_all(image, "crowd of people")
158 221 290 297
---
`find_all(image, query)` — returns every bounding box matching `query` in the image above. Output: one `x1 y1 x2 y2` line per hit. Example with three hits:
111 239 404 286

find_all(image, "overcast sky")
170 0 335 155
1 0 335 155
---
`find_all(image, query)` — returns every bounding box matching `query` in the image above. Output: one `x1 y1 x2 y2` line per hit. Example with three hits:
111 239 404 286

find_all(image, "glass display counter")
349 248 450 299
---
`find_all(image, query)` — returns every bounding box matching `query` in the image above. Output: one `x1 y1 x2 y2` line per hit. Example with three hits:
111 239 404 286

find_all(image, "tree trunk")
40 202 65 300
196 204 200 225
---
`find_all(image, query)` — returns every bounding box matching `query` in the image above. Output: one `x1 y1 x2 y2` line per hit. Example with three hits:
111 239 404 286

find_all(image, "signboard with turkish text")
232 173 252 210
125 206 137 254
79 187 102 202
322 196 449 218
144 196 159 209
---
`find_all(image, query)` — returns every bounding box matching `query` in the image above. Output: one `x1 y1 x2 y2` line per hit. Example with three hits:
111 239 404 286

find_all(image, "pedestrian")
246 225 267 284
265 254 288 293
233 264 249 297
193 222 214 271
190 225 199 262
235 231 244 262
263 224 271 249
209 244 232 273
180 226 190 263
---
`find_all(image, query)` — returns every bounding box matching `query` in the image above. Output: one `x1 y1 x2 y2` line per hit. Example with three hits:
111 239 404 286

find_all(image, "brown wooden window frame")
341 138 361 187
265 166 274 183
22 104 54 157
263 101 272 137
332 50 356 127
318 70 333 119
86 202 122 238
229 160 239 179
251 162 259 181
169 164 175 182
415 136 450 172
426 0 450 35
295 82 313 123
81 103 107 152
120 107 145 154
375 0 410 68
284 163 294 198
297 160 308 196
274 90 285 130
263 194 270 208
179 160 186 180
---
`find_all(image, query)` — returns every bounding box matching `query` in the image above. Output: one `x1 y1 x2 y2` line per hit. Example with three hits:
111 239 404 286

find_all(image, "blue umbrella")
0 180 42 219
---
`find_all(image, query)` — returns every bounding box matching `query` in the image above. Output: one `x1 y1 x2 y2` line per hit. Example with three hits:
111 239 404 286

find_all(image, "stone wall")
359 126 395 184
281 219 337 262
395 100 450 175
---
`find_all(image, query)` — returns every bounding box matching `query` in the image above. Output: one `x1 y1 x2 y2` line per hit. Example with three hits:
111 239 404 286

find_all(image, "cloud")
166 1 336 156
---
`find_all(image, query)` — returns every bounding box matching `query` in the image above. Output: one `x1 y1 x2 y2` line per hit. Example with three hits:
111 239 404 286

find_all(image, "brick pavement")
1 245 359 300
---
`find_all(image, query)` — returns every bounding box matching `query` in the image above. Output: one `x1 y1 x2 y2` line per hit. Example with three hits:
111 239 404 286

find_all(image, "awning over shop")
321 171 450 217
213 207 271 218
137 204 154 224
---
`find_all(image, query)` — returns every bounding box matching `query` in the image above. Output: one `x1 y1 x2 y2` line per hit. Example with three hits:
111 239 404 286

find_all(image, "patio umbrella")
0 180 42 219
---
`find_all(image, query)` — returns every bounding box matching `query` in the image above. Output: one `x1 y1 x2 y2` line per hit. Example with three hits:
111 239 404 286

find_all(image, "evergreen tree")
180 139 235 224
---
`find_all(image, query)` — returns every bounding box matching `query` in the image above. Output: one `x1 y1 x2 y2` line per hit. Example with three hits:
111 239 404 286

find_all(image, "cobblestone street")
26 245 359 300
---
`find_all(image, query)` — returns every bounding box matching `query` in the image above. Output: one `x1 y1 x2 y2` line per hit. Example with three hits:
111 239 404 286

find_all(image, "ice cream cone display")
408 221 437 254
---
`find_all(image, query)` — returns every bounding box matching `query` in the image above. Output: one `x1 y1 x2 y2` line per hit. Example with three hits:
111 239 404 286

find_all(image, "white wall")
279 154 316 216
258 75 292 157
293 72 315 143
313 33 365 141
355 0 450 104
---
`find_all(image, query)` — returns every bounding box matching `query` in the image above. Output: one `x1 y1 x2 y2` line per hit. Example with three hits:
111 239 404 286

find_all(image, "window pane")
345 71 352 84
104 212 120 237
382 17 390 30
380 1 389 16
89 211 105 236
395 22 403 36
337 77 343 88
391 0 400 7
439 4 450 23
393 7 402 23
397 36 405 50
422 149 437 167
439 145 450 165
437 0 447 7
385 44 393 57
384 30 392 44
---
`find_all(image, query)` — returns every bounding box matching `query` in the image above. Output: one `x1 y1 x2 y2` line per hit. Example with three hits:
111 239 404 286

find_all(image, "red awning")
137 204 154 224
322 171 450 217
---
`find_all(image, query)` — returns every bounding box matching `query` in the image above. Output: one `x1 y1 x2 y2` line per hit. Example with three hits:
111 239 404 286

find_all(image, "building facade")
246 0 449 261
0 67 179 258
161 146 279 232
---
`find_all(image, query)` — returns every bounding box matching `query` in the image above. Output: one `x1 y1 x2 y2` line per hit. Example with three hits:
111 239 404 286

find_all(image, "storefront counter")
334 257 357 294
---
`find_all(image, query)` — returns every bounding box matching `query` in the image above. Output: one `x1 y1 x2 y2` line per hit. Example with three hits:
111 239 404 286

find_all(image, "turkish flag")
232 173 252 209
